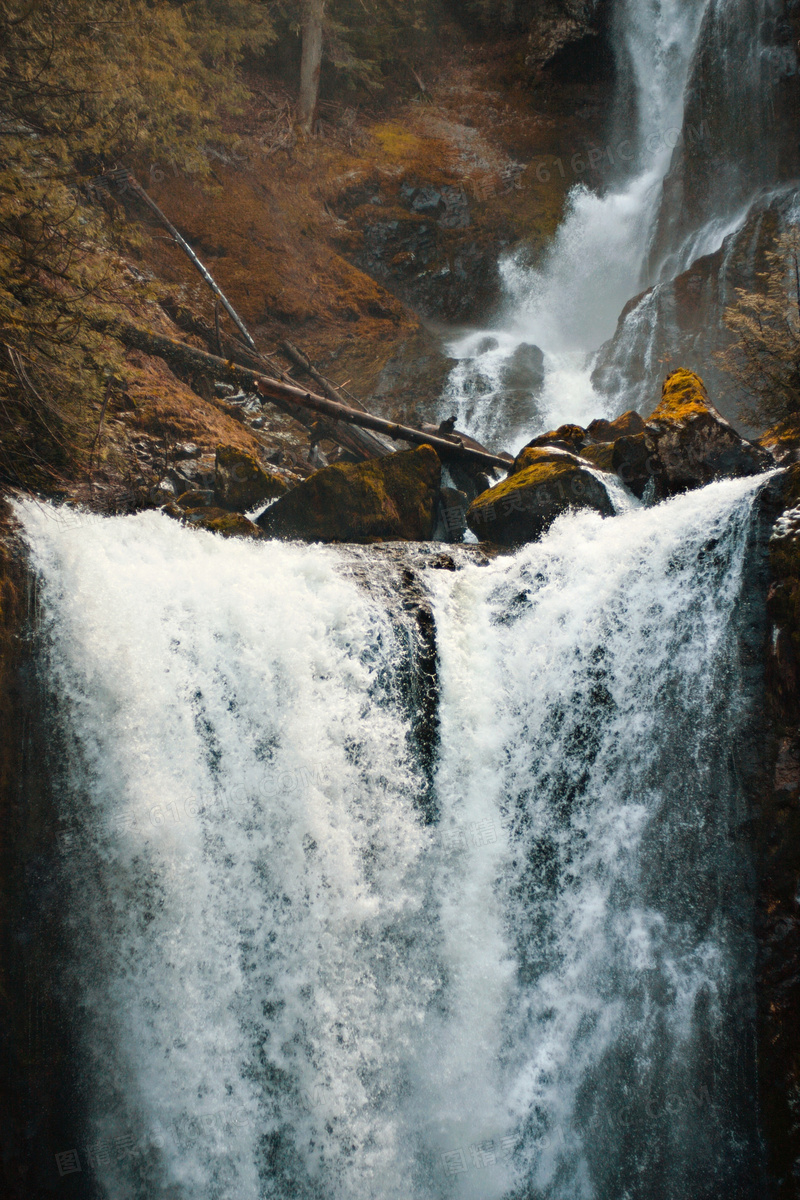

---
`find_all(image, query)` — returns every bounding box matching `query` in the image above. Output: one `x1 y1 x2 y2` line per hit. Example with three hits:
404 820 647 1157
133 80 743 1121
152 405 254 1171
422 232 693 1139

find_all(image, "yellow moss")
648 368 711 424
510 445 578 476
471 457 574 513
372 124 431 161
580 443 614 471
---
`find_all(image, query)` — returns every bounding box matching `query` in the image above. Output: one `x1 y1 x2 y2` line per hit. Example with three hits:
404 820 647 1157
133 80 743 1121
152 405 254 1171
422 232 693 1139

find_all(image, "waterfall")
18 472 769 1198
441 0 791 448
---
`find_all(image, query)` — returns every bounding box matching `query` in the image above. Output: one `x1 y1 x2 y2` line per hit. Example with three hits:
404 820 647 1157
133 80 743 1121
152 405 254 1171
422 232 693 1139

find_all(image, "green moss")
262 445 441 543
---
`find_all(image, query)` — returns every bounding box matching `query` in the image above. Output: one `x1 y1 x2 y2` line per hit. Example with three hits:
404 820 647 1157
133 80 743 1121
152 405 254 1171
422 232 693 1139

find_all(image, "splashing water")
18 472 768 1198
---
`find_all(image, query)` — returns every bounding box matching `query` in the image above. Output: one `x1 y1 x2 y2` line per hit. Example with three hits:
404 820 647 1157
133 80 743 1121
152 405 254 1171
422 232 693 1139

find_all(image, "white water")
440 0 781 449
19 475 766 1198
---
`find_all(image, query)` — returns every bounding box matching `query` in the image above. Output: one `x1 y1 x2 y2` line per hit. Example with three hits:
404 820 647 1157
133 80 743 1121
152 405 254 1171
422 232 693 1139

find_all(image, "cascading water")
18 472 769 1199
441 0 793 448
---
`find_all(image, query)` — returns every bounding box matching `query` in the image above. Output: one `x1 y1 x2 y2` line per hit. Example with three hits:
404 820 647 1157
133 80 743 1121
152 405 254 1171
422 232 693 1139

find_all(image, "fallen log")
253 375 512 472
104 319 393 462
93 168 260 355
97 319 510 472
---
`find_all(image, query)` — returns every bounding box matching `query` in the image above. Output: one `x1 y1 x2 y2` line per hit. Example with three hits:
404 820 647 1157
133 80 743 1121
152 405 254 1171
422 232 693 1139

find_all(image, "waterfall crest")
18 473 768 1198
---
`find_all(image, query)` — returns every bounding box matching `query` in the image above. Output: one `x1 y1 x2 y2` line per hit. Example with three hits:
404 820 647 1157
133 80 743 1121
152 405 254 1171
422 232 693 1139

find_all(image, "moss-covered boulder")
258 445 442 543
214 444 288 512
587 410 646 442
521 423 589 456
164 504 263 539
580 442 614 472
644 369 772 497
467 447 613 545
511 443 589 475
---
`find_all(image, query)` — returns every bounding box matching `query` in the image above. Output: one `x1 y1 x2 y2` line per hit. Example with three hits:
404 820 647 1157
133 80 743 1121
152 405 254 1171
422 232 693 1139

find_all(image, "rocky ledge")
156 368 776 548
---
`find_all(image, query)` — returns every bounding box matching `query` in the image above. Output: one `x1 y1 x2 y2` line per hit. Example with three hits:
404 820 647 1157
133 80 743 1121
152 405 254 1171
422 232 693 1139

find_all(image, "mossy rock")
467 447 613 546
215 444 288 512
587 411 646 442
258 445 441 543
511 444 587 475
164 504 263 539
520 423 588 458
644 369 772 497
176 489 215 510
580 442 615 472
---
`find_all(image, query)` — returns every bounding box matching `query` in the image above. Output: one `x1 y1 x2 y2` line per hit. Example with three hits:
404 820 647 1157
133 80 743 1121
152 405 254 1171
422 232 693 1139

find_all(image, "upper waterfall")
18 472 768 1199
440 0 790 448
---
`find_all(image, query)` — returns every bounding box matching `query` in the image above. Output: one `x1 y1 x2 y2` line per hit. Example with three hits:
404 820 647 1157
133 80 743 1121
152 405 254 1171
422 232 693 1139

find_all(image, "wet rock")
466 446 613 545
169 456 216 492
587 410 646 441
612 433 654 499
436 487 469 543
258 446 442 543
176 489 215 509
214 444 288 512
580 442 615 471
644 368 773 498
164 504 263 538
502 342 545 397
522 423 589 457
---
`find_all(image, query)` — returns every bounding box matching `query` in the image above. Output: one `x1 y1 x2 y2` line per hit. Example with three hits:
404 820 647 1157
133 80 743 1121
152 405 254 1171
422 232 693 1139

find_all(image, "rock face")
612 432 653 499
525 0 604 76
258 446 442 543
644 368 772 497
755 465 800 1192
214 444 288 512
466 446 613 545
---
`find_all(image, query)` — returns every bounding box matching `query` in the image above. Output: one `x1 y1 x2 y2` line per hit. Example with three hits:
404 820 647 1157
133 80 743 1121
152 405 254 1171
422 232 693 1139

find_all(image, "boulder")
587 410 646 442
522 423 589 456
258 445 442 543
164 504 263 539
214 444 288 512
612 433 654 499
512 443 589 474
644 369 772 497
176 489 215 510
466 446 614 545
580 442 615 472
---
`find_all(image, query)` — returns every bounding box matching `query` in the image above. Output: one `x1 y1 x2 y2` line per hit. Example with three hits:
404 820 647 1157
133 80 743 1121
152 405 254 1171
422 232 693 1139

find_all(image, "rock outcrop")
214 444 288 512
644 368 772 497
755 464 800 1191
466 446 613 545
258 445 442 543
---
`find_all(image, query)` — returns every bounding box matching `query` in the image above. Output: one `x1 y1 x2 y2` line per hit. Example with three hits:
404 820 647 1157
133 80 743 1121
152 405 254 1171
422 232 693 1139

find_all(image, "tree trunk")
298 0 325 136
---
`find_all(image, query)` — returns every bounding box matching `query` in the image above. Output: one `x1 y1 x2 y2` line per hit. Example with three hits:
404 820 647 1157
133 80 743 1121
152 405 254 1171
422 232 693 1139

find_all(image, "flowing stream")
18 472 769 1199
441 0 789 449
